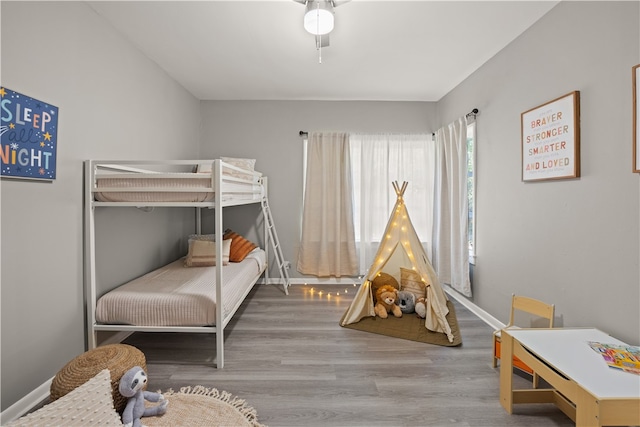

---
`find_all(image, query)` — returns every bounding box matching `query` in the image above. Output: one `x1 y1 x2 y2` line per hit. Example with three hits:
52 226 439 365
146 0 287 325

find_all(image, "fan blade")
296 1 350 8
315 34 330 48
297 0 350 7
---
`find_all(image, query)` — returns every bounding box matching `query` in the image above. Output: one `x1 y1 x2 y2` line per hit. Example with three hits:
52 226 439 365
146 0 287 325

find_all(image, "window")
349 134 434 274
301 129 474 281
467 122 476 264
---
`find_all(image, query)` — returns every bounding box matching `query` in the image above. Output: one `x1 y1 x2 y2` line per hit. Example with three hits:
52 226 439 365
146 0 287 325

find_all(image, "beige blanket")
96 249 265 326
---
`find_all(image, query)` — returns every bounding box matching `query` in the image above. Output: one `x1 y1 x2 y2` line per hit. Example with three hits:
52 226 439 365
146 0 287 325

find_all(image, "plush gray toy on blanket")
397 290 416 314
119 366 168 427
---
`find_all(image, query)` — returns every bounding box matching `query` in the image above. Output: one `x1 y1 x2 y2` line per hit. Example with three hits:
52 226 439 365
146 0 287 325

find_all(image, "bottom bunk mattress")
95 249 266 326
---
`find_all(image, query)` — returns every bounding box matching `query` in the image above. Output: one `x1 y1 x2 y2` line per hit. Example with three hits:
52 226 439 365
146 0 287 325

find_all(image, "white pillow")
7 369 122 426
184 238 231 267
221 157 257 180
195 161 213 174
221 157 256 171
196 158 259 181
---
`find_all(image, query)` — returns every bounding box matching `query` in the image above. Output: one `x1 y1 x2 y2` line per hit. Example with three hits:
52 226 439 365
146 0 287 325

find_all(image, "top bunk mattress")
89 159 263 203
95 249 266 327
94 174 262 203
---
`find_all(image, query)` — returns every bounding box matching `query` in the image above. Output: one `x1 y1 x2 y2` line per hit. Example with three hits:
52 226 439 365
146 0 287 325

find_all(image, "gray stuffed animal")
397 290 416 314
119 366 168 427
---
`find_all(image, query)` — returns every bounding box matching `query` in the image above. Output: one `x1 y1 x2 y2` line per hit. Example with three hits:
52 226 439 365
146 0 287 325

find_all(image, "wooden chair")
492 294 554 388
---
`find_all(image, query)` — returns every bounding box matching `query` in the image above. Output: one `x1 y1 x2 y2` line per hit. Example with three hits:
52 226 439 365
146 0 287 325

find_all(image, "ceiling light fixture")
295 0 349 64
304 1 334 36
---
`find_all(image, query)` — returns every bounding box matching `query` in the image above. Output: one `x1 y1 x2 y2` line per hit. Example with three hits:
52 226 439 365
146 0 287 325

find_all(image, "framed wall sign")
633 64 640 173
521 91 580 182
0 87 58 181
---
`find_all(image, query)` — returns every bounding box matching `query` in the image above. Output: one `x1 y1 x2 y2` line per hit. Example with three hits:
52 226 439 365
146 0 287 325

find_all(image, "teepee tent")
340 181 455 343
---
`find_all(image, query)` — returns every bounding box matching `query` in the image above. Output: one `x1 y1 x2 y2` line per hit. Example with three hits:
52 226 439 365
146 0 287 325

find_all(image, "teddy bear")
415 297 426 318
119 366 168 427
374 284 403 319
397 290 416 314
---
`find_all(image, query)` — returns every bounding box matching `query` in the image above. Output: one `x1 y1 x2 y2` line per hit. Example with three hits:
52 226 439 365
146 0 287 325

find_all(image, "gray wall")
199 101 437 274
1 0 639 416
438 0 640 344
0 2 201 411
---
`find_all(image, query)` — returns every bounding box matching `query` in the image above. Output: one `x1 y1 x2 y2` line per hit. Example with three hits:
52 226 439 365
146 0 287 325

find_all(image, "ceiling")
87 1 559 102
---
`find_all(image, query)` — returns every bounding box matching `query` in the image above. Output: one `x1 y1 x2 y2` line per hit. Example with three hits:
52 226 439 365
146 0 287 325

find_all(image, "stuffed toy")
371 272 399 303
374 285 403 319
415 297 426 318
397 290 416 314
119 366 168 427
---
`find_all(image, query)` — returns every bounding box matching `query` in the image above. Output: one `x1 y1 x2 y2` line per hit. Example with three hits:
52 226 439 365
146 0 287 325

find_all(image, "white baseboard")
289 277 363 285
443 285 505 330
259 277 362 286
0 377 52 424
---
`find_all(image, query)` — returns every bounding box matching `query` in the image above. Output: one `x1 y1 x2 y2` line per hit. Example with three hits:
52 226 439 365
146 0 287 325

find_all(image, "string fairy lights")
301 282 358 302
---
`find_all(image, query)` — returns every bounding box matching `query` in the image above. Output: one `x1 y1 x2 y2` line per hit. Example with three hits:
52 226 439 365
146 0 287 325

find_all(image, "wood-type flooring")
123 283 574 427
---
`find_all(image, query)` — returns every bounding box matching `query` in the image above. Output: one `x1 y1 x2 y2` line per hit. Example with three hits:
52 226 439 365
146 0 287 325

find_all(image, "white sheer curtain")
433 117 472 297
350 134 435 275
297 132 359 277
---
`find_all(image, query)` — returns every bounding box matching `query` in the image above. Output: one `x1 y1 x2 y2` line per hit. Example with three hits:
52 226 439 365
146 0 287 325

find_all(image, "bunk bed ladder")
261 197 290 295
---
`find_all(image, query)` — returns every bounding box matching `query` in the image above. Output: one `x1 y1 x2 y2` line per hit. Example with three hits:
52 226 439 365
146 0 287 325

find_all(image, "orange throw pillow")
223 229 258 262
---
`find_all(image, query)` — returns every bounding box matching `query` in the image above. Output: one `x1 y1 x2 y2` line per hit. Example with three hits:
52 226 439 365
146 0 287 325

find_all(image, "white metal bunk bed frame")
84 159 283 368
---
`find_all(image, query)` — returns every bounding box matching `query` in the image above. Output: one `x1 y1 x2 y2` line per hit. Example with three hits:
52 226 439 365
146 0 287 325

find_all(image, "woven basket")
50 344 146 412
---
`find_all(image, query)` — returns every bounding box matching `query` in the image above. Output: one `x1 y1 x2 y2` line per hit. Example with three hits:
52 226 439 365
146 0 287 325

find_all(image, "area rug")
143 386 265 427
341 300 462 346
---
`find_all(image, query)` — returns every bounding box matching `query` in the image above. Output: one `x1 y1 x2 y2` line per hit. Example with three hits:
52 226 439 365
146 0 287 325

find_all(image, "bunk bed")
84 159 285 368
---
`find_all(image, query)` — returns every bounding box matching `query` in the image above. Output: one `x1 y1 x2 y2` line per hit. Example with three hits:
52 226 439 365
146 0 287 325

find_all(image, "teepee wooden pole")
392 181 400 195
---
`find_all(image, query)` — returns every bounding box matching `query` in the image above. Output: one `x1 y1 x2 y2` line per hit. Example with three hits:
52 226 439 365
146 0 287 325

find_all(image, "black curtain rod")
431 108 479 136
300 108 477 137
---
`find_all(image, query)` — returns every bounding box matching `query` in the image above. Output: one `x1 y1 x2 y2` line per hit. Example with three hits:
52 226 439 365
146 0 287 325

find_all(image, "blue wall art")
1 87 59 181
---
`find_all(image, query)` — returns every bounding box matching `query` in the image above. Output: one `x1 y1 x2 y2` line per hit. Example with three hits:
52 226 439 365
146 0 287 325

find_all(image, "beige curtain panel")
297 132 358 277
433 117 472 297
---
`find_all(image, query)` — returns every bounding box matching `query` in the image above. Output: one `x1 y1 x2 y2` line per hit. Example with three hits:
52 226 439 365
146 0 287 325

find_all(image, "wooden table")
499 328 640 426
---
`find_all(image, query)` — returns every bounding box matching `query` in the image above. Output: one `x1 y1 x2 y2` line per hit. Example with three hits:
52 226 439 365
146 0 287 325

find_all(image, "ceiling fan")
294 0 351 52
